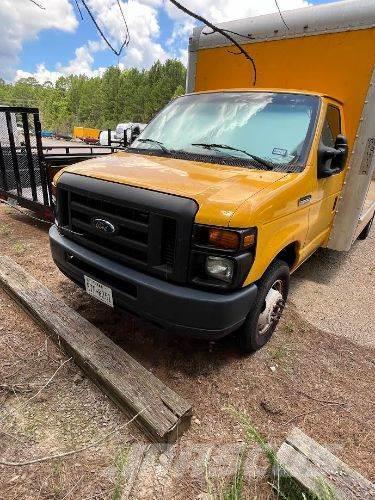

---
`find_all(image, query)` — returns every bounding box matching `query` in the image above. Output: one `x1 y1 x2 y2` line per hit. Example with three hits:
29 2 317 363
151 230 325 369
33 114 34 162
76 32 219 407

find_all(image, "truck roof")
194 0 375 50
184 89 342 104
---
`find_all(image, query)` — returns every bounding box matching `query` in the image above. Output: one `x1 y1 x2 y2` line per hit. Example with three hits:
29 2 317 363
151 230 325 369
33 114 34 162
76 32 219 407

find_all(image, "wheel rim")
257 279 285 336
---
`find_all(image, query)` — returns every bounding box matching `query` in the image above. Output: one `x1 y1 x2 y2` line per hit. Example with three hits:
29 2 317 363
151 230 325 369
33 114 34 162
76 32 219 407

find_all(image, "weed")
12 242 26 254
204 445 247 500
269 343 295 374
220 448 246 500
285 323 295 334
51 460 63 498
270 345 291 362
232 410 337 500
112 446 130 500
0 223 11 236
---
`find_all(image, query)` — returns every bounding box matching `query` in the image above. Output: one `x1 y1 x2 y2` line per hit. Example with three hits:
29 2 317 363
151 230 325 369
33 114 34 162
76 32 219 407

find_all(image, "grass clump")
112 446 131 500
232 410 337 500
204 446 247 500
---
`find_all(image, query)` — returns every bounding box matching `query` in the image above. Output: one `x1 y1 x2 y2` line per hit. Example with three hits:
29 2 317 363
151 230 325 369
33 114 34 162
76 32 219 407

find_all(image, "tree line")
0 60 186 134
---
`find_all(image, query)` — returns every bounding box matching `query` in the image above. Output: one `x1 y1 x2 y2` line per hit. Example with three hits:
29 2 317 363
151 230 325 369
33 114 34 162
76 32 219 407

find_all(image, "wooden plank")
276 428 375 499
0 255 192 443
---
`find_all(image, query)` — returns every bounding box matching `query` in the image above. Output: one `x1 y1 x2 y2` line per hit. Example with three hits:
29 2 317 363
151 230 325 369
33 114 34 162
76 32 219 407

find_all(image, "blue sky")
19 7 175 73
1 0 337 83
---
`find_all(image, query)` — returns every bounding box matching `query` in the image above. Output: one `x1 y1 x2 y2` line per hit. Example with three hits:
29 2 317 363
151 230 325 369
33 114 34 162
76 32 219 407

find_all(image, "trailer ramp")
0 106 50 212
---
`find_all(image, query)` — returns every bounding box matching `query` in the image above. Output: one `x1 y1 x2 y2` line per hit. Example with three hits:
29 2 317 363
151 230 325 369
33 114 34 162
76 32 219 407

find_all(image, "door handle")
298 195 312 206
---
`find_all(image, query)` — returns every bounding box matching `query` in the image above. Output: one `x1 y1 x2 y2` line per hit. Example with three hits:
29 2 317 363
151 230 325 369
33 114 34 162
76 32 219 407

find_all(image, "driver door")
306 102 347 247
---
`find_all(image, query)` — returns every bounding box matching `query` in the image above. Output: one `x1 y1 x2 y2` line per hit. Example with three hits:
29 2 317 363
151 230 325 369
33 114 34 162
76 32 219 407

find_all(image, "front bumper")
49 225 258 339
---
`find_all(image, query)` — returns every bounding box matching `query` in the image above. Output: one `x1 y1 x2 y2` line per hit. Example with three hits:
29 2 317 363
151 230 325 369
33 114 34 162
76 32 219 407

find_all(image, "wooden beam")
0 256 192 443
276 428 375 499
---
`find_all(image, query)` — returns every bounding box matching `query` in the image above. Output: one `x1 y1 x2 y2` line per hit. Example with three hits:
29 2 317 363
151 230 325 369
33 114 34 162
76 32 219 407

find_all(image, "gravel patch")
290 227 374 348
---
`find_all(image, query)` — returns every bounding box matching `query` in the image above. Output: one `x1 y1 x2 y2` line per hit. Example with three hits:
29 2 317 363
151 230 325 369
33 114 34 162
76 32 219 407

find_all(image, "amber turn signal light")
243 233 256 248
208 228 240 250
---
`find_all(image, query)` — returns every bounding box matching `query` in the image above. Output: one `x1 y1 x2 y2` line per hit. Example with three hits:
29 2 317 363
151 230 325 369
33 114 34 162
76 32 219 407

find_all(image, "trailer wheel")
358 214 374 240
239 260 290 353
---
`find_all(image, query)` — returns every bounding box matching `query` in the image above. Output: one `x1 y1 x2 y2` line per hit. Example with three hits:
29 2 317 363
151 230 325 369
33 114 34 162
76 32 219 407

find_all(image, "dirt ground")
290 180 375 348
0 203 374 499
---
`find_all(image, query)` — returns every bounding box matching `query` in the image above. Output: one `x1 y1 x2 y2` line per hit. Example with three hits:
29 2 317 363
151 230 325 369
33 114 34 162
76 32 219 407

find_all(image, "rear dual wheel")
239 260 290 353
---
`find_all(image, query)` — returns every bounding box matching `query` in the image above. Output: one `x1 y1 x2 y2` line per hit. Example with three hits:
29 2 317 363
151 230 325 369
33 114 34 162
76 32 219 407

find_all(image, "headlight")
205 256 234 283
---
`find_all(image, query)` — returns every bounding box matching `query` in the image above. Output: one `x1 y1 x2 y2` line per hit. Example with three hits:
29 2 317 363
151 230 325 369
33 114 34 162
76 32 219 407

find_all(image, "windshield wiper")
137 138 171 155
191 143 274 170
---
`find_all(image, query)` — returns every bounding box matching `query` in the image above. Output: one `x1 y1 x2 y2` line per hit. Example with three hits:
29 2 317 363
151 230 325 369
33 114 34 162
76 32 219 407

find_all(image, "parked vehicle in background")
73 126 100 142
99 129 117 146
41 130 54 138
115 122 147 143
50 0 375 352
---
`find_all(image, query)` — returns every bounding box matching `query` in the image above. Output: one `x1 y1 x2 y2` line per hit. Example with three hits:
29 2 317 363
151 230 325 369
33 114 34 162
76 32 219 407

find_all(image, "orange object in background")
73 127 100 141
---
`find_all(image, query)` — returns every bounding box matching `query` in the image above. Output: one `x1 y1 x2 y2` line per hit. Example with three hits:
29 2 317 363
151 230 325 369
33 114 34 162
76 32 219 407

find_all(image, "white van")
115 122 147 143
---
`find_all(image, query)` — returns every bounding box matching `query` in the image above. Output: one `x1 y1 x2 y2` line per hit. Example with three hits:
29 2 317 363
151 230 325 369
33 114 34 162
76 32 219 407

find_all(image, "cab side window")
321 105 341 147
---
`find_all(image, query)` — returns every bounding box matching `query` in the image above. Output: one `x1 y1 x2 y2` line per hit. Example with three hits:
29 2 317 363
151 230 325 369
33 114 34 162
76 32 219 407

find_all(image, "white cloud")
8 0 311 84
85 0 169 68
14 41 107 83
0 0 77 80
12 0 170 83
165 0 310 63
165 0 310 24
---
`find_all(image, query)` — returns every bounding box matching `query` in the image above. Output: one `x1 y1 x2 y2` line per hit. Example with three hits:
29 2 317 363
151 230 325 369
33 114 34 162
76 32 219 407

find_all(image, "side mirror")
123 129 128 148
130 126 141 143
318 134 348 178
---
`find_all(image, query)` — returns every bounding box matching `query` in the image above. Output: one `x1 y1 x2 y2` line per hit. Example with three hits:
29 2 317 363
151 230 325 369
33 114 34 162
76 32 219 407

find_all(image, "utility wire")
116 0 130 46
169 0 256 86
74 0 84 21
79 0 130 57
28 0 45 9
275 0 290 30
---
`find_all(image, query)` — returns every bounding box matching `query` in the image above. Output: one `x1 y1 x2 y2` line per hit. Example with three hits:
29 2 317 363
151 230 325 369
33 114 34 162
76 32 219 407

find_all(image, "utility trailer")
187 0 375 251
0 106 120 220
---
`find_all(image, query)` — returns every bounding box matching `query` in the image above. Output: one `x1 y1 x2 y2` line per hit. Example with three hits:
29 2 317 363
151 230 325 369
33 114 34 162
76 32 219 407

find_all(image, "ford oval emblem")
91 218 117 234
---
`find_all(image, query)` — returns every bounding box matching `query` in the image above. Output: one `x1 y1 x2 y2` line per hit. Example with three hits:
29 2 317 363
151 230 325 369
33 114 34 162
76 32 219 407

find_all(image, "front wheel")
239 260 290 353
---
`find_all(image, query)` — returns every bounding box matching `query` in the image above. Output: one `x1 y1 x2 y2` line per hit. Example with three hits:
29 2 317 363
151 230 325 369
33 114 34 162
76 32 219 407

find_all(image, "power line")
28 0 45 9
79 0 130 57
275 0 290 30
168 0 257 86
116 0 130 46
74 0 84 21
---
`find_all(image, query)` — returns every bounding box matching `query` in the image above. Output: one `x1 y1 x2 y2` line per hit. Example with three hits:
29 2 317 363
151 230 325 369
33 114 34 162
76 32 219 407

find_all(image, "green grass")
0 223 11 236
231 410 337 500
12 242 26 254
204 446 247 500
112 446 131 500
284 323 295 334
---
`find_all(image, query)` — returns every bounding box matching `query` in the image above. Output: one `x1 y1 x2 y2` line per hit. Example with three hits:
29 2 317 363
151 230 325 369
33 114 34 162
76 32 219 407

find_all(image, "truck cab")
50 0 375 352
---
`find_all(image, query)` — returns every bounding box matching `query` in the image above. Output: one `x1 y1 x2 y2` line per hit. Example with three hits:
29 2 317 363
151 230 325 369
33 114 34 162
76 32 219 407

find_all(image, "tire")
239 259 290 353
358 214 374 240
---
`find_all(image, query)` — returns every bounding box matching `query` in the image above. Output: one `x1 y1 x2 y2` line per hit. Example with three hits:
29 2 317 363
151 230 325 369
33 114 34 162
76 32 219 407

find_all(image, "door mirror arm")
317 134 348 178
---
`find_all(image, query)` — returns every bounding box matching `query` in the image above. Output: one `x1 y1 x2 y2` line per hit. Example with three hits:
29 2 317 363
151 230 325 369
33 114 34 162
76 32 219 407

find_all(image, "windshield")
130 92 320 170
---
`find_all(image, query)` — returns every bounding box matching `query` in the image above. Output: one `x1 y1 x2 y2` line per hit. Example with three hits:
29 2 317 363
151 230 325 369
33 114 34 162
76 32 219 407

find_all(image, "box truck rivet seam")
50 0 375 353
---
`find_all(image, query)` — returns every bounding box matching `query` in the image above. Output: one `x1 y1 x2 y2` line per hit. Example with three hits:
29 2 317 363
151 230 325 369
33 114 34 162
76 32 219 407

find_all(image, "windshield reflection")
130 92 319 170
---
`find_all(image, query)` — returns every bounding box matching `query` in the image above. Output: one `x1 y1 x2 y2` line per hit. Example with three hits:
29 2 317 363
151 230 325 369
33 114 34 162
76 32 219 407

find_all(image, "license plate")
84 276 114 307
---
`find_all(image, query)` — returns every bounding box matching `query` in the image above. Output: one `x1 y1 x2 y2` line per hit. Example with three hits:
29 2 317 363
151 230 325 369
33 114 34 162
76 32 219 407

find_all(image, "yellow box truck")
50 0 375 352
